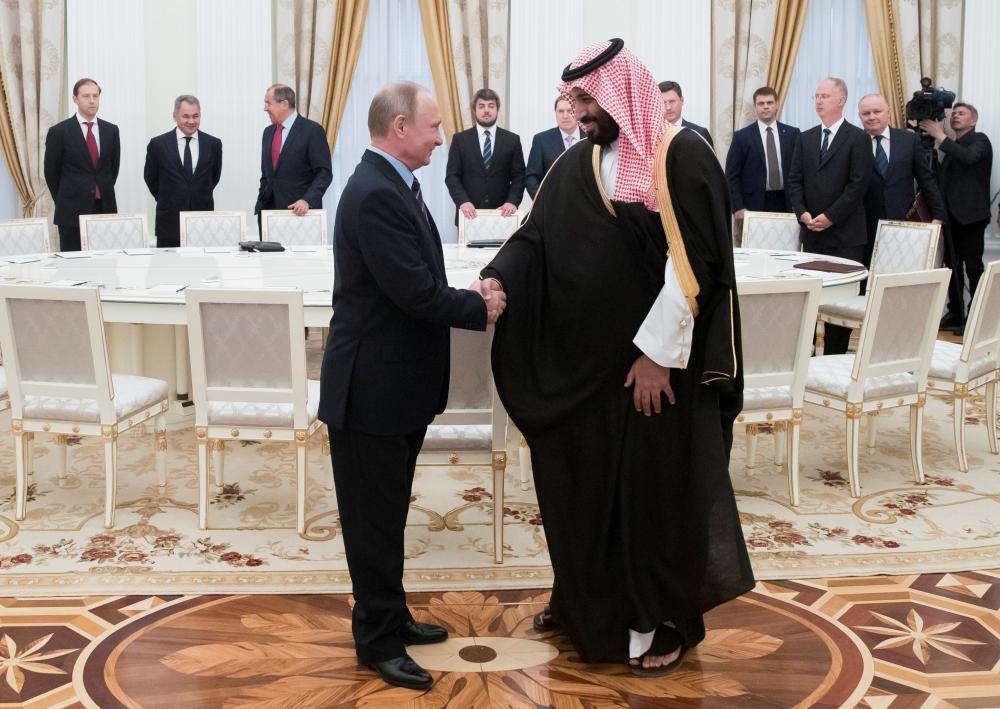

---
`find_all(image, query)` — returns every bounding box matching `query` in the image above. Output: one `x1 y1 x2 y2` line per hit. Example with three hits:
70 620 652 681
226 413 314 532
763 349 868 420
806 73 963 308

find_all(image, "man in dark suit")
143 95 223 248
858 94 945 270
254 84 331 232
787 77 873 355
43 78 120 252
319 82 505 691
725 86 799 220
659 80 713 147
525 96 584 199
920 104 993 332
445 88 525 223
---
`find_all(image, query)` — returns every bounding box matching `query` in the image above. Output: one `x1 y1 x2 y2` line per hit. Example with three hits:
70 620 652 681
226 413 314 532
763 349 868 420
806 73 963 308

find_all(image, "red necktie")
271 123 283 170
85 121 101 198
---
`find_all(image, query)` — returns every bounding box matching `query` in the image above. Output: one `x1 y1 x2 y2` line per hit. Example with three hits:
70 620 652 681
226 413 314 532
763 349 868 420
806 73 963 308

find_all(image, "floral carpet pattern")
0 389 998 594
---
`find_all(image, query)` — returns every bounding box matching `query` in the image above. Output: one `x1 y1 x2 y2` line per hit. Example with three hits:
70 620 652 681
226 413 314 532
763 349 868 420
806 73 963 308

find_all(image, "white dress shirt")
820 116 846 148
176 128 199 171
757 119 783 186
870 126 891 162
278 112 297 149
476 123 497 155
77 113 100 152
559 127 582 148
596 141 694 370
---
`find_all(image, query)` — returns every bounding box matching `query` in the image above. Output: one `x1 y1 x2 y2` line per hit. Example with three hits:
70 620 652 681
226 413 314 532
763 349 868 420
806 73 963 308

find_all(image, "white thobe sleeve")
632 257 694 370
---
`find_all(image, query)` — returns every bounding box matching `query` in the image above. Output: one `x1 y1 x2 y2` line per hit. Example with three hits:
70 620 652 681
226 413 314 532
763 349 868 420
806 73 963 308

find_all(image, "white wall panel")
195 0 272 235
962 0 998 239
67 0 148 217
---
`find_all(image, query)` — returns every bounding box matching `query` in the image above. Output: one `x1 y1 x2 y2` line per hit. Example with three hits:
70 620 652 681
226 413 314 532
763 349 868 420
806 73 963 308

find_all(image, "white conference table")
0 245 864 398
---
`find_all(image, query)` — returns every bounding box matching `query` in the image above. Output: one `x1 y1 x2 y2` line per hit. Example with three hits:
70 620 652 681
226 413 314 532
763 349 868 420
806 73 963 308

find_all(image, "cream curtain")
320 0 369 152
419 0 465 140
0 0 63 218
766 0 810 119
711 0 783 158
897 0 963 100
274 0 338 121
447 0 509 131
864 0 907 126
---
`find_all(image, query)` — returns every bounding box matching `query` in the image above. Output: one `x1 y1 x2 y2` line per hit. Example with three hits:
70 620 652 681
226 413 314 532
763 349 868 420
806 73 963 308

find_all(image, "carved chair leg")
13 428 28 521
518 436 531 491
198 437 210 529
910 403 925 484
492 451 507 565
296 438 308 535
154 414 167 487
745 423 758 469
953 392 969 473
103 438 118 529
846 415 861 498
212 440 226 488
986 380 998 455
865 412 878 452
787 418 801 506
55 434 68 482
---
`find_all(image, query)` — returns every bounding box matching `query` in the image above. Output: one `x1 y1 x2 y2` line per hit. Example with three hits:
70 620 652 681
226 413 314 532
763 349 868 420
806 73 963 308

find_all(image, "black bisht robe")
482 129 755 662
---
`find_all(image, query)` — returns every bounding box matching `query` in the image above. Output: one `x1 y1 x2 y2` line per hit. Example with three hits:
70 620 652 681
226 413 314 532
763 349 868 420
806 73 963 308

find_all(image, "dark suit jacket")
525 127 578 198
786 121 873 253
44 116 120 226
725 121 799 212
939 129 993 225
319 150 487 435
682 119 714 148
862 128 946 241
255 114 332 214
143 130 223 247
445 126 525 222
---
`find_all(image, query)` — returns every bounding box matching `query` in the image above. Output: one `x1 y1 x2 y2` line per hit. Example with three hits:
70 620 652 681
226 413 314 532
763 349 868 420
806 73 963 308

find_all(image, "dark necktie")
482 130 492 170
765 126 781 190
874 134 889 179
85 121 101 199
411 177 430 225
271 123 283 170
820 127 831 158
183 136 193 175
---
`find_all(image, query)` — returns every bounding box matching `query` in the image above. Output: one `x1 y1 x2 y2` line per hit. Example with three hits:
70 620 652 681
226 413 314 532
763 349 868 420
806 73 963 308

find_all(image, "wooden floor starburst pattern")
0 570 997 707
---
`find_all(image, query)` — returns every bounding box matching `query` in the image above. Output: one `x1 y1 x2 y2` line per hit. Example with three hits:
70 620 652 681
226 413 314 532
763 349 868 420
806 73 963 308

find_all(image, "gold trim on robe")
654 125 700 317
591 144 617 217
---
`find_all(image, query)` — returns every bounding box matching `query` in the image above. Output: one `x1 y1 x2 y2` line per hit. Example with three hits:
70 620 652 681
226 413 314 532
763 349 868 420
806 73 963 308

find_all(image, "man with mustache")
474 40 754 675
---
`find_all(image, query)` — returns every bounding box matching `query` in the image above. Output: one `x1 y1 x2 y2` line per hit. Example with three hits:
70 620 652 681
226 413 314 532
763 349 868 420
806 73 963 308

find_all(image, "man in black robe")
475 39 754 673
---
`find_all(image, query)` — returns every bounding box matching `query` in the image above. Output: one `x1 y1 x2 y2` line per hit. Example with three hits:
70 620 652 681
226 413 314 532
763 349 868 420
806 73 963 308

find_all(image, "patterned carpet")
0 382 998 595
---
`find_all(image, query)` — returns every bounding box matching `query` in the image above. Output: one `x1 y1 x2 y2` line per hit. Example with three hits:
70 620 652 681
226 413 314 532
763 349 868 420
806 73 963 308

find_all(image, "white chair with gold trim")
0 218 51 257
260 209 327 245
419 328 509 564
79 213 150 251
458 209 520 246
805 269 949 497
737 276 822 505
927 259 1000 472
816 219 940 355
0 285 168 527
185 288 330 534
179 211 246 248
740 211 801 251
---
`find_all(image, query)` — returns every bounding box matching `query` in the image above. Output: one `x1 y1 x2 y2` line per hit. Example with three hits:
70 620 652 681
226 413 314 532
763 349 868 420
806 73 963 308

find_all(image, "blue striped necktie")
874 135 889 179
482 130 492 170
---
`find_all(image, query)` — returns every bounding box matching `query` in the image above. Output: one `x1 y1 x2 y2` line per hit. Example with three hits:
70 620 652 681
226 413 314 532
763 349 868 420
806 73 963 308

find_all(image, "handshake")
468 277 507 324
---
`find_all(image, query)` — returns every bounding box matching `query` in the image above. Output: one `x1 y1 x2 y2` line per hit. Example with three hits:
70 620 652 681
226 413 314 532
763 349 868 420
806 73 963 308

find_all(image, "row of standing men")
43 81 332 251
41 75 992 345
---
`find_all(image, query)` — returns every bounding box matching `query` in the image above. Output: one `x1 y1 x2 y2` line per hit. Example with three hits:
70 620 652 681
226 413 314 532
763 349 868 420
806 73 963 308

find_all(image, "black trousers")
763 190 789 212
944 215 988 319
811 243 865 355
329 426 427 664
57 198 109 252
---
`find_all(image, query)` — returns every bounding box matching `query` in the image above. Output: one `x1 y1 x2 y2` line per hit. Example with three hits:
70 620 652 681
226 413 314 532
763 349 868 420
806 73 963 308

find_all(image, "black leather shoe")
940 313 965 331
532 605 559 631
400 620 448 645
367 654 433 690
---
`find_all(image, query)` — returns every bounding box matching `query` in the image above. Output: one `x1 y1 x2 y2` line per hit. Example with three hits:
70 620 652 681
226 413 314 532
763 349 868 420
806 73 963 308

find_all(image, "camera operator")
920 104 993 334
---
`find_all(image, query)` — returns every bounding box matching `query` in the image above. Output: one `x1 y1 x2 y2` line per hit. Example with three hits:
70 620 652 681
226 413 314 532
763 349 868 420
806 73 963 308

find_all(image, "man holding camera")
920 105 993 333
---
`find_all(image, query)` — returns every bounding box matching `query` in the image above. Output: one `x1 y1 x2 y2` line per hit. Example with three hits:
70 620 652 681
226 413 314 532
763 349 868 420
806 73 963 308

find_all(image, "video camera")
905 77 956 148
905 77 955 122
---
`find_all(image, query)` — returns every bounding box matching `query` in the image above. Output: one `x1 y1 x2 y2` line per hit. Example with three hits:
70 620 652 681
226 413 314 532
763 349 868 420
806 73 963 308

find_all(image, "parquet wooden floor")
1 569 997 707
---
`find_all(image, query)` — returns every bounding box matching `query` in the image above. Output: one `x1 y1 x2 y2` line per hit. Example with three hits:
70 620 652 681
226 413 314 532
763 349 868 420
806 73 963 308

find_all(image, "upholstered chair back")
180 211 246 247
740 211 801 252
0 218 51 257
260 209 327 245
458 210 521 245
870 221 940 275
80 214 149 251
962 260 1000 366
